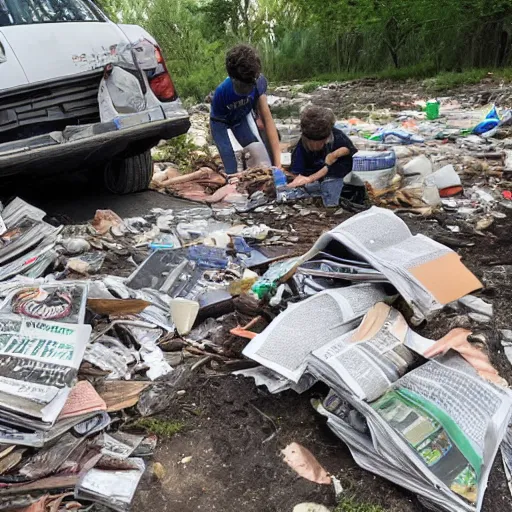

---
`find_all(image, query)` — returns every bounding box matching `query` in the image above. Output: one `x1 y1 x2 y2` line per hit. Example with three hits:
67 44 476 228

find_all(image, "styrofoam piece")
431 165 461 190
403 155 432 178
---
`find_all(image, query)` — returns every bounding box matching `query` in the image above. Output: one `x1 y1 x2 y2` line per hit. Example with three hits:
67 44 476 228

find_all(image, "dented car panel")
0 0 190 190
0 31 27 88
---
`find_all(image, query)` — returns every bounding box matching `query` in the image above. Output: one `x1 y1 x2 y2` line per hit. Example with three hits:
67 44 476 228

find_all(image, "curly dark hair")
226 44 262 83
300 106 336 140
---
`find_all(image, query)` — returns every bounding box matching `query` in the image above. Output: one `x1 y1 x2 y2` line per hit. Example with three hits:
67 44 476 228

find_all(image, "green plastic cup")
426 100 440 120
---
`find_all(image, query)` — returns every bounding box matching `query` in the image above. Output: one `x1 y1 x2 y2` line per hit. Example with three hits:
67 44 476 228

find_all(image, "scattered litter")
1 89 512 512
74 457 145 511
170 298 199 336
92 209 124 235
67 252 106 274
281 443 331 485
458 295 493 318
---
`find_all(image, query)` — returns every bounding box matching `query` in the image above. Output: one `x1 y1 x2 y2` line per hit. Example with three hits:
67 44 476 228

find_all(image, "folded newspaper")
0 315 91 426
300 207 482 320
242 300 512 511
0 198 56 266
242 284 390 383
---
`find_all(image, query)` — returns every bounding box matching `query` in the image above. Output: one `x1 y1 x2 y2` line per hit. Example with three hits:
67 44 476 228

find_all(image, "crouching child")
288 106 359 207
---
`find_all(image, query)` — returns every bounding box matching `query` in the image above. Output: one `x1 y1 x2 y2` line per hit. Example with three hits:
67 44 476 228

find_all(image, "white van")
0 0 190 193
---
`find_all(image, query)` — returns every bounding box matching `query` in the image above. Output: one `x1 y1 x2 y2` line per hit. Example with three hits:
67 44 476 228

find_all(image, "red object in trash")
502 190 512 200
439 186 464 198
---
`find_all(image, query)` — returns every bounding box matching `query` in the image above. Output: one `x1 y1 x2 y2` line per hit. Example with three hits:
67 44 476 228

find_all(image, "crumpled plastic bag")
137 366 188 416
92 209 124 235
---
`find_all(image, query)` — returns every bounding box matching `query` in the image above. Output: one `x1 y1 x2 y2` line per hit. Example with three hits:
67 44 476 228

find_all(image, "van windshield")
0 0 104 26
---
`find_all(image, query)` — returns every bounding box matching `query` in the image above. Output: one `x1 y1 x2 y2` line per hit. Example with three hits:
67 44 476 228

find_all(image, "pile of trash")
4 95 512 511
0 198 274 511
152 99 512 240
0 177 510 512
237 208 512 512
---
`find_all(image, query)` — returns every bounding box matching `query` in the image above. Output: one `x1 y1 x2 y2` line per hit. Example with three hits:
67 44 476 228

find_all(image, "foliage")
133 417 186 438
334 496 386 512
96 0 512 101
152 134 204 172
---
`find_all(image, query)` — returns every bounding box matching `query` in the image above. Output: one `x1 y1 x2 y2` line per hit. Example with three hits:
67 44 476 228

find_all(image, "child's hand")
288 175 311 188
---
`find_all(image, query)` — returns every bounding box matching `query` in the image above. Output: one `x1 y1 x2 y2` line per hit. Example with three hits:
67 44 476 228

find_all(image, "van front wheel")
104 150 153 194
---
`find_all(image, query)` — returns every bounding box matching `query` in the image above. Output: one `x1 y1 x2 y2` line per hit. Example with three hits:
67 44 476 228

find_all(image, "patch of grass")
152 134 204 173
133 418 186 438
334 496 386 512
270 103 302 119
301 81 323 93
425 69 491 92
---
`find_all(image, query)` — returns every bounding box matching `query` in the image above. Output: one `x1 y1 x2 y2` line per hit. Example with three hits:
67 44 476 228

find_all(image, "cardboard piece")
58 381 107 420
95 381 150 412
87 298 151 316
409 252 482 305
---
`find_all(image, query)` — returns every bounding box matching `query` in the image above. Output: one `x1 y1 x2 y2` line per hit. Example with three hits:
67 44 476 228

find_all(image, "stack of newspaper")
242 298 512 512
0 198 60 281
299 207 482 321
0 282 92 446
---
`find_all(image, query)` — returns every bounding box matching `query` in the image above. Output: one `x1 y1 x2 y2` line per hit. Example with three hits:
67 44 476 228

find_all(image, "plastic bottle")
273 168 288 202
273 168 287 187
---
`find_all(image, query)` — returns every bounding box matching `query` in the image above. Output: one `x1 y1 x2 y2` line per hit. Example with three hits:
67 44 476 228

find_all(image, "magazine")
0 315 91 424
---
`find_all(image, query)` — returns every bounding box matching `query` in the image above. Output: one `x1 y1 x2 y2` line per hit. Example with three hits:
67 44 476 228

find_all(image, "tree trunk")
390 47 399 68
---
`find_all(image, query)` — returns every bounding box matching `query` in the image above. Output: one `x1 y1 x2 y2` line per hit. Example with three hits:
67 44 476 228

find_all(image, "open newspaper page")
0 282 88 324
314 392 443 504
0 315 91 424
371 353 512 510
305 207 450 269
311 304 424 401
300 207 481 318
0 217 56 266
242 284 389 382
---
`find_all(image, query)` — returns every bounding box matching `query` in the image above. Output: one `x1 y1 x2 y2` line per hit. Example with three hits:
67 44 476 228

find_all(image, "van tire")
104 150 153 194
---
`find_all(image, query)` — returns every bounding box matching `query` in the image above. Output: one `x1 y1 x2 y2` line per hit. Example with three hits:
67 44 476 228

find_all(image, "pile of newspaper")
0 198 60 282
0 282 93 447
242 270 512 512
296 207 482 322
0 278 151 511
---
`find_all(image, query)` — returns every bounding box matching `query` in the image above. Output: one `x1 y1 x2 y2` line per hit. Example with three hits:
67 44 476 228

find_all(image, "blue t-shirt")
210 75 267 126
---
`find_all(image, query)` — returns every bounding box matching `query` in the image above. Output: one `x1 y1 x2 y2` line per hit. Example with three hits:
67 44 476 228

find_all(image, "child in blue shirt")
288 106 358 207
210 45 281 174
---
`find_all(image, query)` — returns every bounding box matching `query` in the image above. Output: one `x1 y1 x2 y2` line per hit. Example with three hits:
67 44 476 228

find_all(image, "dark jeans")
210 117 259 175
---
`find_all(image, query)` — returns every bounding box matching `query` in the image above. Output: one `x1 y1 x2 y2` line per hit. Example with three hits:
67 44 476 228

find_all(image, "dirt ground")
4 77 512 512
131 204 512 512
